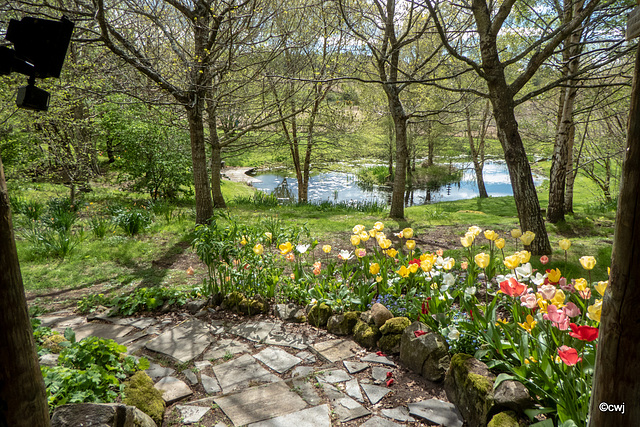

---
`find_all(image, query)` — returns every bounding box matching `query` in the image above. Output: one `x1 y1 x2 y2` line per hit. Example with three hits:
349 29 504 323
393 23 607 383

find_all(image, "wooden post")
588 41 640 426
0 154 51 426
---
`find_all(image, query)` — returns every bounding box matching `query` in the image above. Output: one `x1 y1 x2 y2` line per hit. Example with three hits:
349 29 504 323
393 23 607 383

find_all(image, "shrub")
112 208 152 236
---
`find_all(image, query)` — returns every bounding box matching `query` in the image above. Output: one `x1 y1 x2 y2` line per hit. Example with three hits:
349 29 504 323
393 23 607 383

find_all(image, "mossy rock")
42 333 67 353
123 371 165 425
380 317 411 335
224 291 246 307
488 411 520 427
327 311 360 335
308 303 333 327
444 353 495 427
353 319 381 349
378 333 402 354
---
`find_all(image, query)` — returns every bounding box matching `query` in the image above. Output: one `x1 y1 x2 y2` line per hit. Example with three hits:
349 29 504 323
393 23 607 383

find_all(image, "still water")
249 161 545 206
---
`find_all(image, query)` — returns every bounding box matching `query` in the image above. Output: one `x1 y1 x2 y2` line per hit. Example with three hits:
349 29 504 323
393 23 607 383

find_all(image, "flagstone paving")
46 309 462 426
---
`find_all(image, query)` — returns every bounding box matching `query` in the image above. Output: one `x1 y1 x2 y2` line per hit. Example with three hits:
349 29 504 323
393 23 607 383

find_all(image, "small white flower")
296 244 310 254
448 329 460 340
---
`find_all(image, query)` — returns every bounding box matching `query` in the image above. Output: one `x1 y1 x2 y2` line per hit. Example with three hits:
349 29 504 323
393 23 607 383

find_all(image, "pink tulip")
563 302 581 318
520 293 538 309
544 305 569 330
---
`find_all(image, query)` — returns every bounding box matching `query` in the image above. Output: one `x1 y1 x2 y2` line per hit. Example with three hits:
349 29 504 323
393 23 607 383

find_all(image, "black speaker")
16 84 50 111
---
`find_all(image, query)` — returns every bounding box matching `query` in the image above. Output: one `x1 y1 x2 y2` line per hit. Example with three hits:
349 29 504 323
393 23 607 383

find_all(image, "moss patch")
123 371 165 425
353 320 381 348
308 303 333 327
42 333 67 353
380 317 410 335
488 411 520 427
378 333 402 354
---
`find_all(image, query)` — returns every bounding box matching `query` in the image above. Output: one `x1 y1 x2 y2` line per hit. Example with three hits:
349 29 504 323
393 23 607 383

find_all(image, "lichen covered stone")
123 371 165 425
399 321 450 382
378 333 402 354
444 353 495 427
487 411 520 427
327 311 359 335
380 317 411 335
353 319 381 349
308 302 333 327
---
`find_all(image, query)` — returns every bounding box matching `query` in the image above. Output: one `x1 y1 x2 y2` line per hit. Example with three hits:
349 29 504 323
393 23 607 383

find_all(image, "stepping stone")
248 404 331 427
204 338 250 360
72 323 134 342
371 366 391 383
343 360 369 374
145 320 213 363
316 369 351 384
362 353 396 367
229 320 280 343
213 354 280 394
361 383 391 405
201 374 221 394
119 317 157 329
323 383 371 422
38 314 82 328
295 350 316 364
214 381 307 426
381 406 416 422
408 399 464 427
291 366 315 378
344 379 363 403
255 347 302 374
313 339 359 363
195 360 212 371
39 353 59 367
182 369 198 385
362 416 402 426
291 378 322 405
176 405 210 424
264 331 308 350
145 362 175 381
154 376 193 404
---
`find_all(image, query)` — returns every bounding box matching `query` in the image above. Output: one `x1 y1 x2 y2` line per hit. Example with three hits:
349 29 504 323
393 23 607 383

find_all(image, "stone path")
38 310 464 426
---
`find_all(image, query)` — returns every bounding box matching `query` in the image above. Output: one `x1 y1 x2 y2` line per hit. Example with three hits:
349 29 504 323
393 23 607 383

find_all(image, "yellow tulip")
265 232 273 241
396 265 410 278
594 280 608 296
495 238 506 249
409 263 419 274
379 238 392 249
386 248 398 258
511 229 522 239
547 268 562 283
468 225 482 237
279 241 293 255
253 244 264 255
518 314 537 333
350 235 361 246
240 238 247 246
579 256 596 270
402 228 414 239
369 263 380 275
587 299 603 322
353 224 365 234
550 289 566 307
537 295 549 314
475 252 490 269
520 231 535 246
574 278 588 292
322 244 332 253
442 258 455 270
359 231 370 241
484 230 497 241
369 229 377 238
504 255 520 270
460 234 474 248
374 221 385 232
406 240 416 250
559 239 571 251
420 259 434 272
518 250 531 264
420 253 437 264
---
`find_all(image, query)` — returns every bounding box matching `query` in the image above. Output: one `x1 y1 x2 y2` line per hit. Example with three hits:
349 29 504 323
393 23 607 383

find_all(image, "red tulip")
569 323 599 342
499 277 527 297
558 345 582 366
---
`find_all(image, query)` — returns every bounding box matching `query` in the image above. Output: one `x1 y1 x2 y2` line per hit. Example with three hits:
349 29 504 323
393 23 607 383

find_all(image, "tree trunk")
0 154 51 427
187 104 214 224
387 118 394 181
588 43 640 426
564 123 576 213
466 105 488 198
208 112 227 209
388 92 408 219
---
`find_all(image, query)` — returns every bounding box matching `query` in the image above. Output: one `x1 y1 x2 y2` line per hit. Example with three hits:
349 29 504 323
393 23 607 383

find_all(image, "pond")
249 160 545 206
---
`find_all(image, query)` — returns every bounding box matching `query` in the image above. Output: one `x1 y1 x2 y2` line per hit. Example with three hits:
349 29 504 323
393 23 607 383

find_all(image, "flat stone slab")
229 320 280 343
323 384 371 422
154 376 193 404
114 317 158 329
182 369 198 385
344 379 363 403
295 351 316 364
317 369 351 384
372 366 392 382
362 416 402 426
145 362 176 381
381 406 416 422
145 320 213 363
291 378 322 406
343 360 369 374
204 338 250 361
361 353 396 366
408 399 464 427
361 383 391 405
215 381 307 426
195 360 211 371
176 405 210 424
38 314 83 328
248 404 331 427
255 347 302 374
313 339 359 363
291 366 315 378
72 323 135 342
201 374 221 394
213 354 280 394
263 332 308 350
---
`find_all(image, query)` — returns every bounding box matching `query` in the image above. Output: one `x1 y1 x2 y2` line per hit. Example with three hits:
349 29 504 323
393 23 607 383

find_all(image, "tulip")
520 231 535 246
550 289 566 307
396 266 410 278
594 280 608 296
461 261 468 270
253 244 264 255
587 299 602 322
296 244 310 254
500 277 527 297
369 229 377 238
573 278 587 292
559 239 571 251
511 229 522 239
460 234 474 248
322 244 332 253
546 268 562 284
520 293 538 309
579 256 596 270
448 329 461 340
436 249 444 256
408 263 419 274
540 284 557 300
402 228 414 239
420 259 434 272
468 225 482 236
518 250 531 264
518 314 537 333
355 248 366 258
504 255 520 270
495 238 505 249
544 305 569 330
379 238 392 249
279 241 293 255
539 255 549 265
442 257 455 270
264 232 273 241
569 323 599 342
474 252 490 269
558 345 582 366
350 235 361 246
563 302 581 318
406 240 416 250
359 231 370 241
353 224 365 234
369 263 380 275
373 221 384 232
386 248 398 258
484 230 497 241
285 253 295 262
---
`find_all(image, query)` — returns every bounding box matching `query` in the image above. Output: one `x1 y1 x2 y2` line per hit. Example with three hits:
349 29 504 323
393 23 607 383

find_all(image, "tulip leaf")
493 373 515 390
525 407 556 421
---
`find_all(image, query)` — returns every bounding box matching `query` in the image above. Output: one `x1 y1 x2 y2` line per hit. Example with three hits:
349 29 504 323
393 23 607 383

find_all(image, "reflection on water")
250 161 544 206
